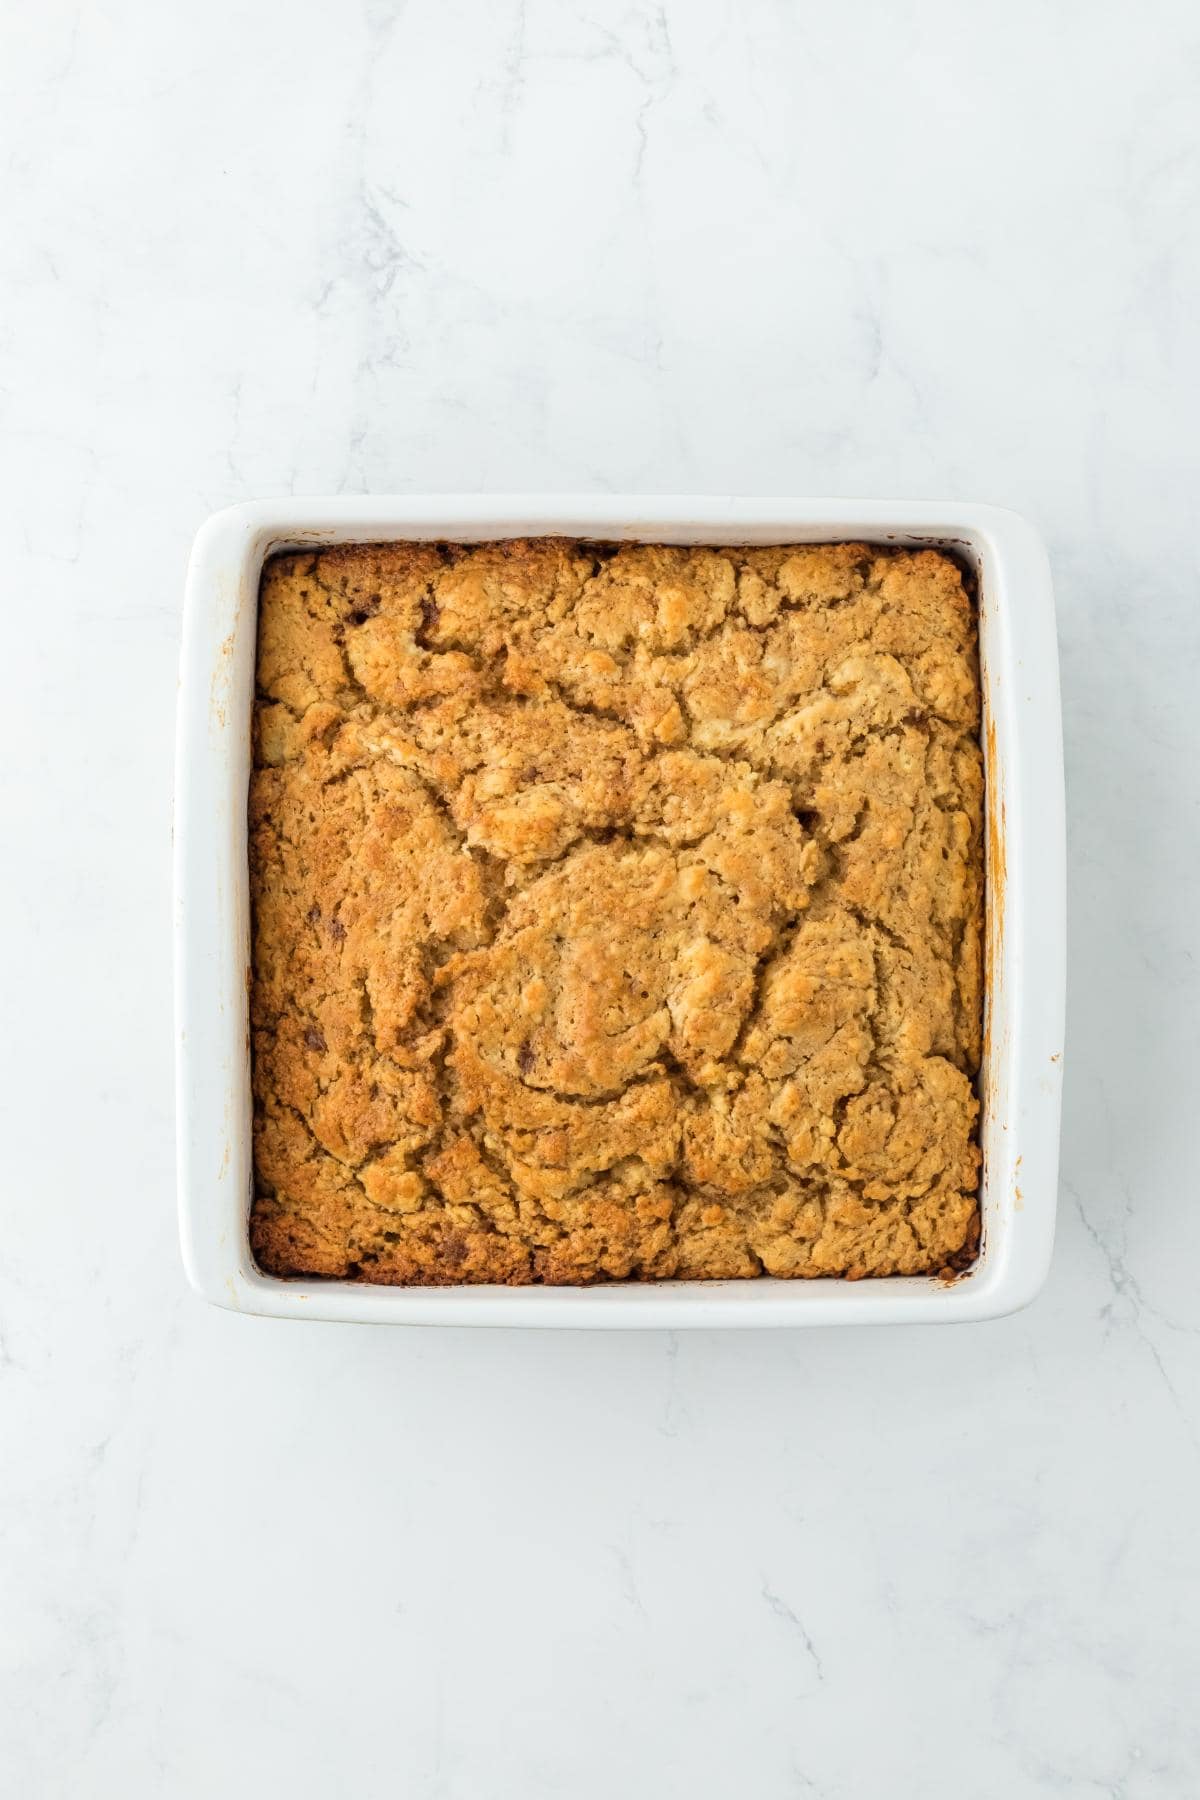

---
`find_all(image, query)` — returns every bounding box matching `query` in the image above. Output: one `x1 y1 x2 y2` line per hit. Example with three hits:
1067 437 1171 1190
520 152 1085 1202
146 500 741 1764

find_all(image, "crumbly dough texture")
249 539 984 1285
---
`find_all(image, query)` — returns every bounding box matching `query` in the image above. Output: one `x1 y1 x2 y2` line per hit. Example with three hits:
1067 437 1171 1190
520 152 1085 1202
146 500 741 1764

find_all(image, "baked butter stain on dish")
247 539 984 1285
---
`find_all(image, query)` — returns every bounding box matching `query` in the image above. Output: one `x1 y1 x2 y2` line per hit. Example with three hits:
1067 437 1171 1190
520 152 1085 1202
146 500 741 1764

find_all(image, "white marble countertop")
3 0 1199 1793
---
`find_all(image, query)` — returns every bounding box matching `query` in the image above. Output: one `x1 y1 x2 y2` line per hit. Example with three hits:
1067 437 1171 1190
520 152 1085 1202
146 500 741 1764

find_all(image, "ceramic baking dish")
174 497 1064 1326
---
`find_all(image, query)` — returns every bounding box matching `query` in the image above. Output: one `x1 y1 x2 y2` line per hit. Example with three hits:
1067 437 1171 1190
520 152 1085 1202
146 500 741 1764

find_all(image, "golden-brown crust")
249 539 984 1284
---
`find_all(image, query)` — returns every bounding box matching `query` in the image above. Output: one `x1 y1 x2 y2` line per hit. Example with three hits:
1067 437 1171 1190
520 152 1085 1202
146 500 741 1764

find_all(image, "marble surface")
2 0 1199 1793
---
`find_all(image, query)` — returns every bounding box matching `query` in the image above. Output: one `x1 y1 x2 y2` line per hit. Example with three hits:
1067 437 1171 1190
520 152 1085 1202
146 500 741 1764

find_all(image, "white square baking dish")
174 497 1064 1326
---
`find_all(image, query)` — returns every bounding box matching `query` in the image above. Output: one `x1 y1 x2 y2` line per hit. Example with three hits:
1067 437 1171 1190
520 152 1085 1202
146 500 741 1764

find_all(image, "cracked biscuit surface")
249 538 984 1284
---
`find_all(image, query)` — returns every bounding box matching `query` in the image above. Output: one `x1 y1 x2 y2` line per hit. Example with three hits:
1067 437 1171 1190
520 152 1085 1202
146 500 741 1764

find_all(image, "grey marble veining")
1 0 1198 1794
